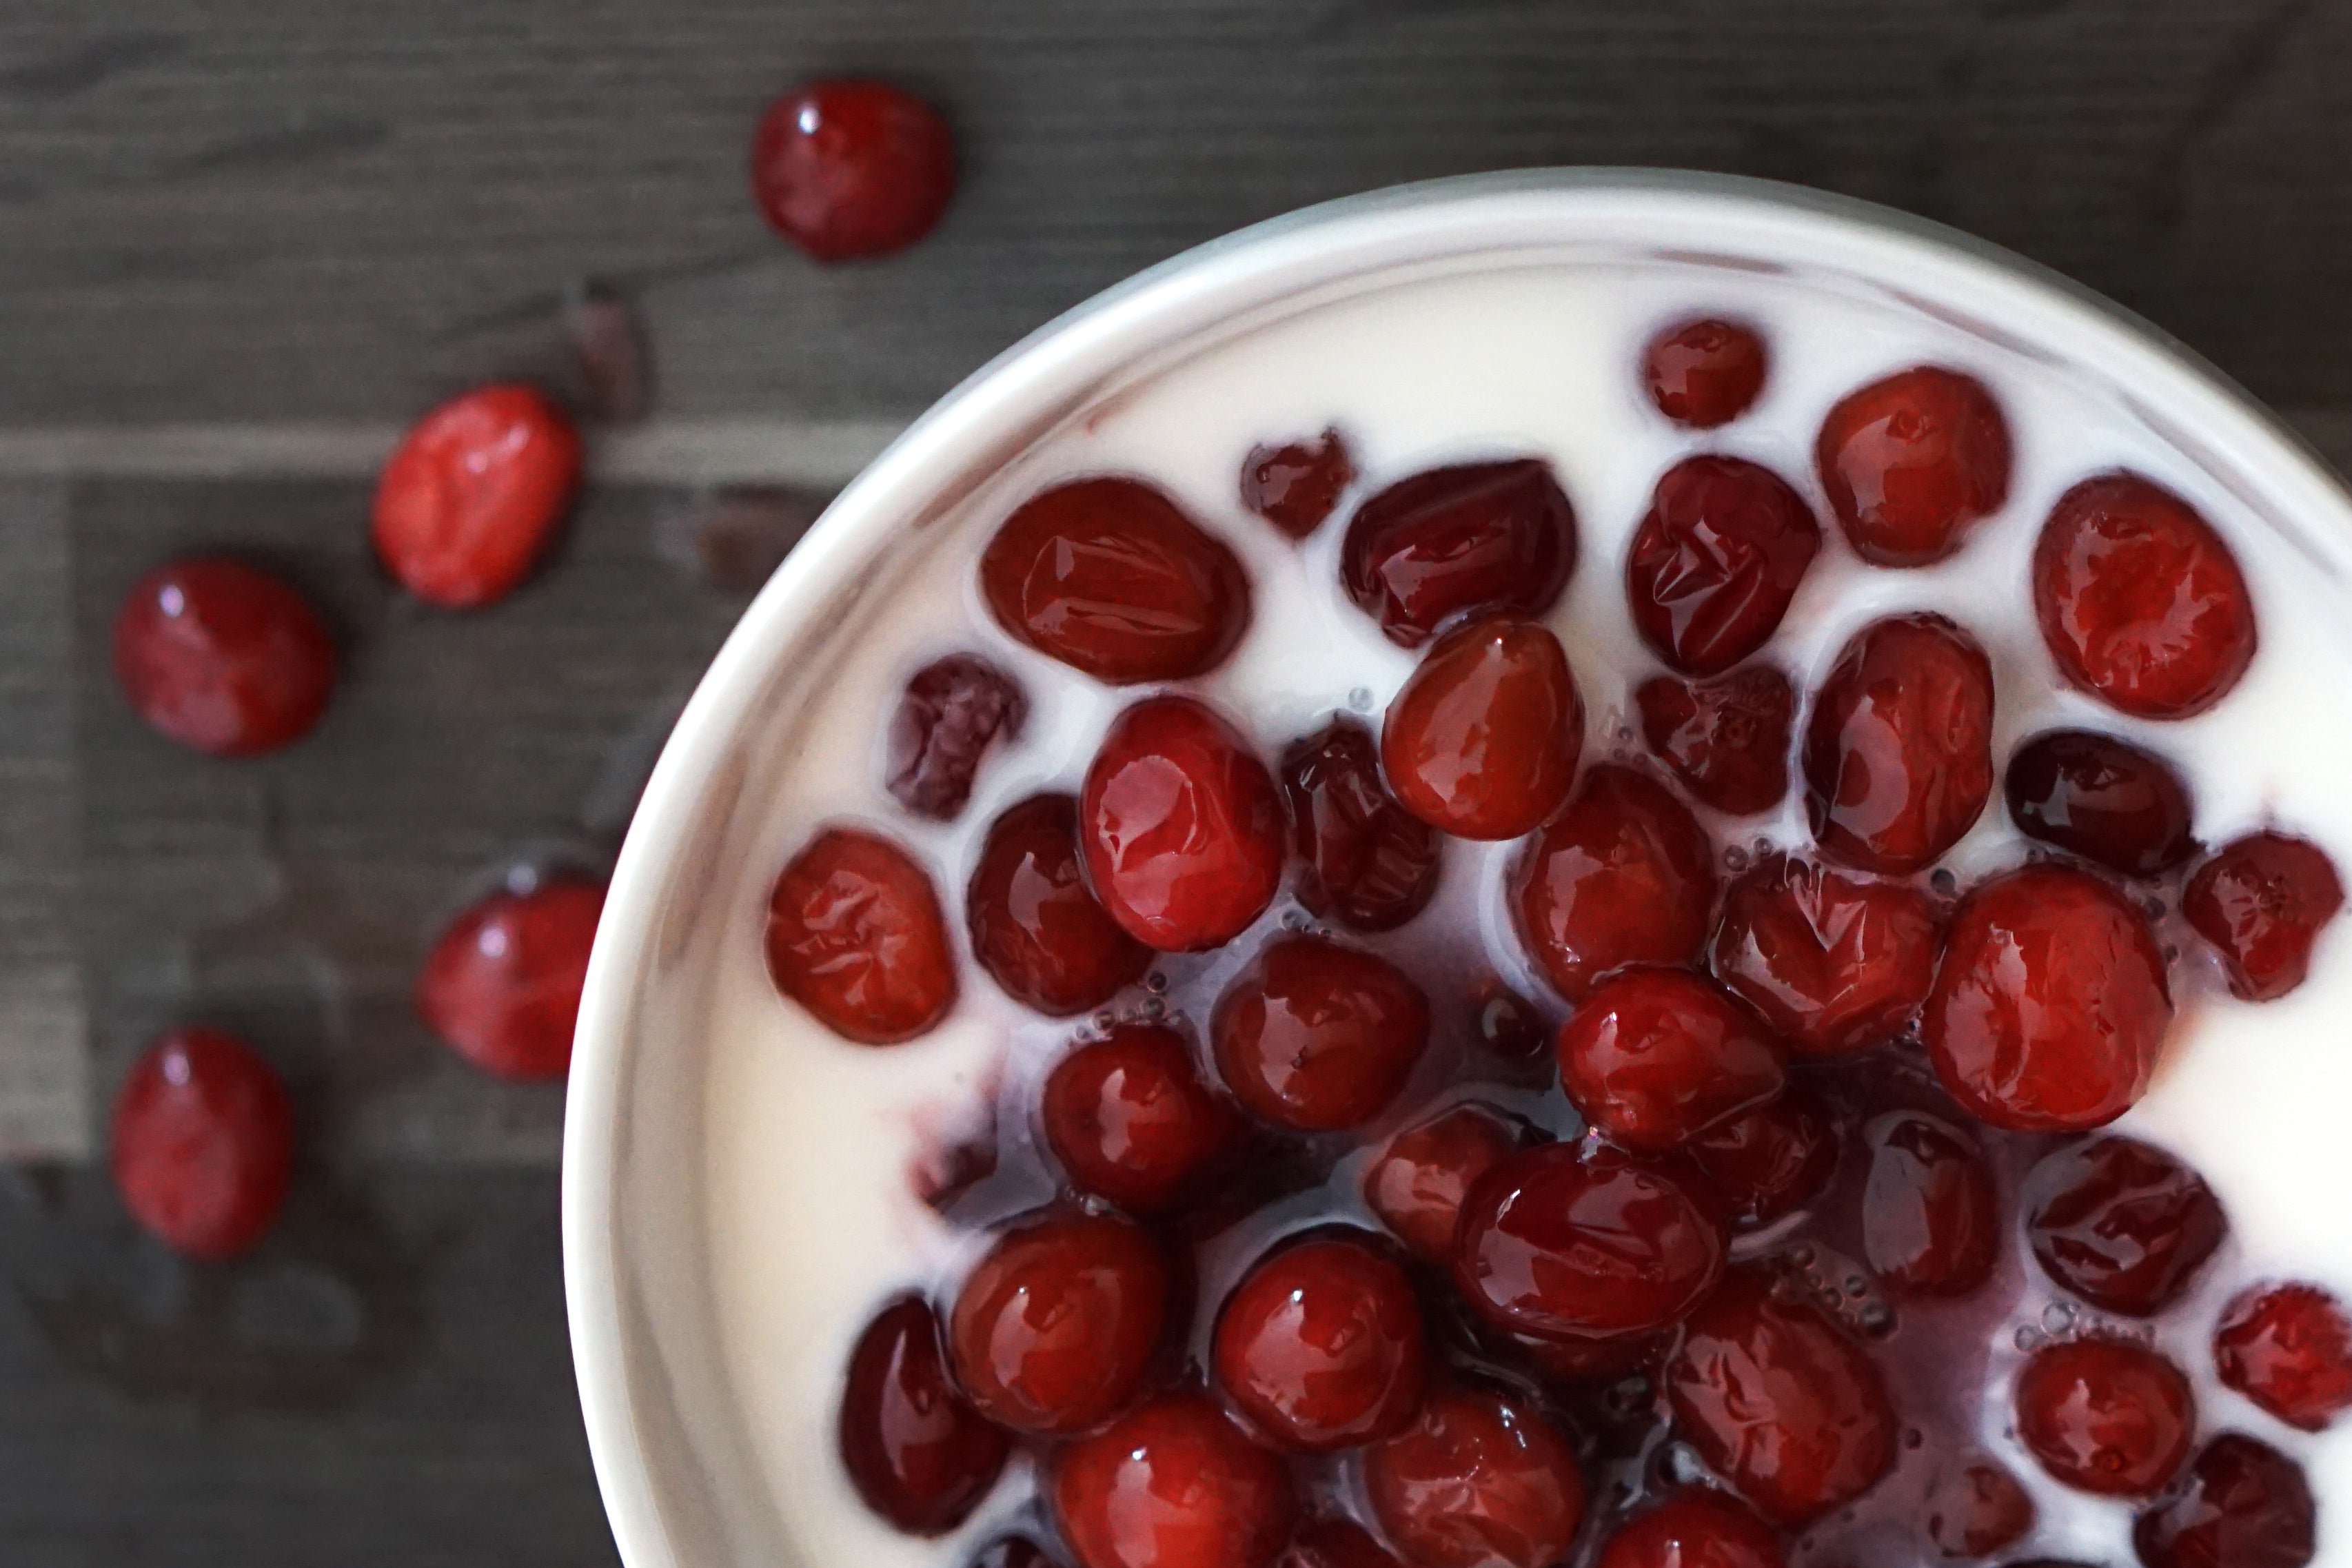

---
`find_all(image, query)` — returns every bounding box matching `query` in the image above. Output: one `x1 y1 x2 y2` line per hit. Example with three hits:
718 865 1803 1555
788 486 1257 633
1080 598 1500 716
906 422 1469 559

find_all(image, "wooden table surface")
5 2 2352 1562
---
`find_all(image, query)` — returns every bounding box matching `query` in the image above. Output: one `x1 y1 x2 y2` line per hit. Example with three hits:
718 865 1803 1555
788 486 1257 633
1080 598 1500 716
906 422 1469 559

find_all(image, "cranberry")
1042 1026 1238 1214
946 1212 1170 1436
1212 1234 1428 1452
1381 618 1585 840
1276 1520 1400 1568
372 384 582 609
1363 1102 1531 1264
1635 665 1794 816
2132 1433 2316 1568
1506 1323 1676 1386
1243 430 1356 540
748 80 955 261
968 795 1151 1016
1472 982 1550 1061
1858 1112 1998 1296
766 828 957 1044
2016 1338 2195 1497
1556 968 1786 1152
1053 1394 1297 1568
838 1296 1009 1534
886 654 1027 821
1363 1385 1586 1568
1625 456 1821 677
1922 863 2172 1132
2213 1283 2352 1432
1281 716 1442 932
112 559 336 756
981 478 1252 684
1643 318 1770 429
1923 1458 2036 1559
1339 459 1579 648
110 1028 294 1261
1210 935 1430 1132
1510 764 1718 1003
1814 366 2011 567
416 875 607 1081
1664 1270 1897 1525
2003 729 2196 877
2024 1136 2226 1316
1592 1488 1786 1568
1801 613 1995 874
1707 853 1940 1057
2182 831 2345 1001
1686 1090 1839 1228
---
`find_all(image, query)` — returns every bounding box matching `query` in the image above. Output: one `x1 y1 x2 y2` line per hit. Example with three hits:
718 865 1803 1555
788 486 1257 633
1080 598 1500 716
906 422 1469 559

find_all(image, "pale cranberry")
1923 1458 2036 1560
1362 1103 1532 1264
1053 1394 1297 1568
1340 460 1578 648
1042 1026 1239 1214
1815 366 2011 567
2016 1338 2195 1498
2025 1137 2226 1316
1382 618 1584 841
2003 729 2196 877
1859 1112 1998 1296
1282 716 1442 931
1686 1090 1839 1228
1510 764 1718 1004
1636 665 1794 815
110 1028 294 1261
1643 318 1769 429
2183 831 2344 1001
1243 430 1355 540
886 654 1026 820
839 1297 1009 1534
968 795 1151 1016
1593 1488 1786 1568
416 875 606 1081
1212 1234 1427 1452
749 80 955 261
1211 935 1430 1132
1363 1385 1585 1568
372 384 581 609
767 828 957 1044
1801 613 1995 874
1707 853 1940 1057
2214 1283 2352 1432
1625 456 1821 676
112 558 336 756
1275 1520 1400 1568
947 1212 1170 1435
1556 968 1785 1152
2132 1434 2315 1568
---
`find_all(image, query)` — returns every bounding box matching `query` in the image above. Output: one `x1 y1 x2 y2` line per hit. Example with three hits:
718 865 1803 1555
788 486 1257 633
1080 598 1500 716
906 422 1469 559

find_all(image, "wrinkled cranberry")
1276 1520 1400 1568
1707 853 1940 1057
1042 1025 1238 1214
1814 366 2011 567
839 1297 1009 1534
2014 1338 2193 1497
1363 1385 1585 1568
1593 1488 1786 1568
1213 1234 1427 1452
2133 1433 2316 1568
1381 618 1585 840
110 1028 294 1261
1053 1394 1297 1568
1243 430 1356 540
1281 717 1442 931
1472 982 1550 1061
1362 1103 1532 1263
112 558 337 757
1643 318 1770 429
886 654 1027 820
2183 831 2344 1001
1340 459 1579 649
749 79 955 261
968 795 1151 1016
767 828 957 1044
2003 729 2196 877
1687 1091 1838 1228
947 1212 1170 1436
1211 935 1430 1131
1556 968 1785 1152
416 875 607 1081
372 384 582 609
1625 456 1821 677
1635 665 1793 816
1510 764 1718 1003
2214 1283 2352 1432
1923 1458 2036 1560
1801 613 1995 874
2025 1136 2226 1316
1858 1112 1998 1296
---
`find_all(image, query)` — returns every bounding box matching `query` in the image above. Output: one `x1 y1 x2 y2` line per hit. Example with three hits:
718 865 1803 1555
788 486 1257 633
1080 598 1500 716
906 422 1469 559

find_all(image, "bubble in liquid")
1859 1302 1896 1337
1137 996 1166 1021
1347 687 1374 713
2042 1301 2076 1334
1723 844 1750 873
2141 895 2167 921
1844 1275 1868 1298
2015 1325 2045 1353
1093 1011 1115 1032
1145 971 1169 995
1789 1245 1816 1269
1280 908 1310 933
1665 1443 1708 1485
1930 868 1958 895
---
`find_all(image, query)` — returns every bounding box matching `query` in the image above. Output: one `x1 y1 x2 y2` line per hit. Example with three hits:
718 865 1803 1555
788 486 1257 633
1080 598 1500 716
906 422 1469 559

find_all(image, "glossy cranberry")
1281 716 1442 931
1801 613 1995 874
1213 1234 1428 1452
1923 1458 2036 1560
1593 1488 1786 1568
1363 1385 1585 1568
1643 318 1770 429
1381 618 1584 841
2133 1434 2316 1568
982 478 1251 684
1243 430 1356 540
2024 1136 2226 1316
416 875 607 1081
2183 831 2345 1001
886 654 1027 820
372 384 581 609
1053 1394 1297 1568
1686 1091 1838 1228
766 828 957 1044
1635 665 1793 816
1665 1270 1897 1525
749 80 955 261
2003 730 2196 877
2214 1283 2352 1432
1275 1520 1401 1568
1363 1103 1530 1264
1625 456 1821 677
112 559 336 756
1339 459 1578 648
947 1212 1170 1436
1922 863 2173 1132
1556 969 1785 1152
968 795 1151 1016
1510 764 1718 1003
1081 696 1286 952
1472 982 1550 1061
1858 1112 1998 1296
1707 853 1940 1057
2014 1338 2193 1496
1211 935 1430 1132
839 1297 1010 1534
1043 1026 1238 1214
1814 366 2011 567
110 1028 294 1261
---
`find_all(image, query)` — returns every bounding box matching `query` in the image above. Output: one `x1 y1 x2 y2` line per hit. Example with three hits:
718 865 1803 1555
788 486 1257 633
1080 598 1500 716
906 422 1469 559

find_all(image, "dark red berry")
1815 366 2011 567
1276 1520 1400 1568
2013 1338 2193 1496
1363 1385 1585 1568
416 875 606 1081
2214 1283 2352 1432
2133 1434 2316 1568
2183 831 2344 1001
1243 430 1355 540
2025 1136 2226 1316
1053 1394 1297 1568
749 80 955 261
1801 613 1995 875
1643 318 1770 429
1555 968 1785 1152
112 558 336 756
1593 1488 1786 1568
839 1297 1010 1534
2003 729 2196 877
1213 1234 1427 1452
1923 1458 2036 1560
1210 935 1430 1132
110 1028 294 1261
1042 1025 1238 1214
1281 716 1441 932
1381 618 1584 840
1362 1103 1530 1264
967 795 1151 1016
1635 665 1793 816
947 1212 1170 1436
1707 853 1940 1057
1858 1112 1998 1296
886 654 1026 820
1340 459 1578 649
1686 1090 1838 1228
372 384 581 609
1510 764 1719 1003
767 828 957 1044
1625 456 1821 677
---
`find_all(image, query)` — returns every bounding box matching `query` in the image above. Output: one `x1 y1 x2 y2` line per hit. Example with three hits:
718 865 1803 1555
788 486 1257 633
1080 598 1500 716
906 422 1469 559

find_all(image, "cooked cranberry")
982 478 1251 684
968 795 1151 1016
1362 1103 1531 1264
1081 696 1286 952
947 1212 1170 1436
1814 366 2011 567
1281 717 1442 931
1053 1393 1297 1568
1213 1234 1427 1452
2014 1338 2193 1496
2183 831 2345 1001
1707 853 1939 1057
1243 430 1356 540
1506 1323 1676 1387
416 875 607 1081
1339 459 1579 648
1043 1026 1239 1214
1625 456 1821 677
1643 318 1770 429
372 384 582 609
1556 968 1785 1152
1923 1458 2036 1559
1922 864 2172 1131
1801 613 1995 874
1363 1385 1585 1568
1593 1488 1786 1568
2003 729 2196 877
1687 1091 1838 1228
1858 1112 1998 1296
2024 1136 2226 1316
1510 764 1718 1003
2214 1283 2352 1432
110 1028 294 1261
2133 1433 2316 1568
748 80 955 261
1381 618 1585 840
1276 1519 1400 1568
1211 935 1430 1132
886 654 1027 820
1635 666 1794 816
1665 1270 1897 1525
112 559 336 756
1472 982 1550 1061
839 1297 1009 1534
767 828 957 1044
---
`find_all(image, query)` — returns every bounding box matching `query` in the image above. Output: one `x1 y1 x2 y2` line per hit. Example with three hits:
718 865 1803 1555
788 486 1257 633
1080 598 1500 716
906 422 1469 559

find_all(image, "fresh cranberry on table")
1242 429 1355 540
2182 830 2345 1001
1363 1384 1586 1568
1210 934 1430 1131
1814 365 2011 567
1685 1090 1838 1228
372 384 582 609
947 1211 1170 1436
1275 1520 1400 1568
766 827 957 1044
1052 1393 1297 1568
1362 1102 1532 1264
1592 1487 1787 1568
416 874 607 1080
1281 715 1442 931
885 653 1026 820
1635 664 1793 816
1858 1111 1998 1296
838 1296 1009 1535
967 794 1151 1016
2003 729 2197 877
2024 1135 2226 1316
2013 1337 2194 1497
112 558 336 756
1339 458 1579 648
1625 455 1821 676
1555 968 1785 1152
2132 1433 2316 1568
2213 1283 2352 1432
1381 618 1584 840
110 1027 294 1261
1510 764 1718 1003
1042 1025 1239 1214
748 80 955 261
1642 317 1770 429
1211 1233 1427 1452
1923 1458 2036 1560
1707 853 1940 1057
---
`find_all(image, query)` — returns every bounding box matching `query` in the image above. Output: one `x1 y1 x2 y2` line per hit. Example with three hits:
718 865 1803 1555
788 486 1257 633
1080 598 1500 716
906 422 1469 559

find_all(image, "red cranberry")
1801 613 1995 875
1472 982 1550 1061
1339 459 1579 649
1664 1270 1897 1525
1363 1385 1585 1568
1510 764 1718 1004
1243 430 1356 540
1635 665 1794 816
1081 696 1286 952
1210 935 1430 1131
1686 1090 1839 1228
1363 1103 1531 1264
2003 729 2196 877
1923 1458 2036 1560
1281 717 1442 932
1555 968 1785 1152
1276 1520 1400 1568
1053 1393 1297 1568
1707 853 1940 1057
749 80 955 261
982 479 1251 684
2133 1433 2316 1568
2214 1283 2352 1432
968 795 1151 1016
416 875 607 1081
372 384 582 609
838 1297 1009 1534
1814 366 2011 567
2183 831 2345 1001
1212 1234 1428 1452
1858 1112 1998 1296
1593 1488 1786 1568
1625 456 1821 677
886 654 1027 821
947 1212 1170 1436
767 828 957 1044
1042 1025 1238 1215
2013 1338 2193 1497
2024 1136 2226 1316
112 559 336 756
2034 473 2257 720
1922 863 2172 1131
1381 618 1585 841
1643 318 1770 429
110 1028 294 1261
